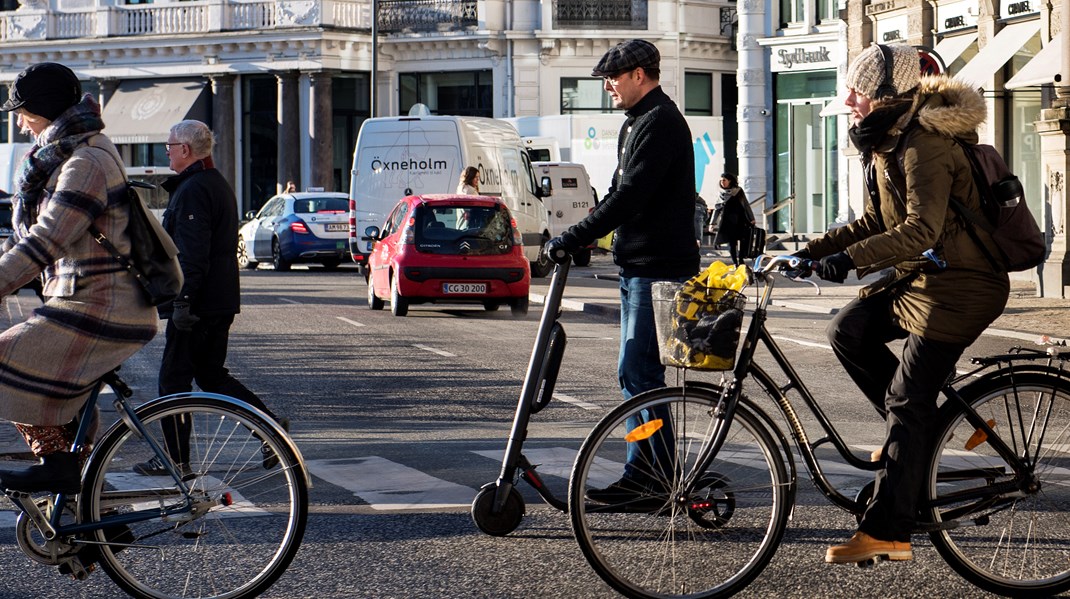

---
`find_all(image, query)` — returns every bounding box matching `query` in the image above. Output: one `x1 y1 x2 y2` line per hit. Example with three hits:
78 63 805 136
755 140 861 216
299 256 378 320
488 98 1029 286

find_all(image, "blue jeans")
619 275 690 481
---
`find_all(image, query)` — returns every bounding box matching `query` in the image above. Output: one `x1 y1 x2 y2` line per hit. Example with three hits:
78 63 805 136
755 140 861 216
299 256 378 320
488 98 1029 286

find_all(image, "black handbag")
741 225 767 259
91 184 184 306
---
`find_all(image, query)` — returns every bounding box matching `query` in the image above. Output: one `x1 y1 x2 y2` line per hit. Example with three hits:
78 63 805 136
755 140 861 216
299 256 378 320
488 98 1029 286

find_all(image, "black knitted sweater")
560 86 699 278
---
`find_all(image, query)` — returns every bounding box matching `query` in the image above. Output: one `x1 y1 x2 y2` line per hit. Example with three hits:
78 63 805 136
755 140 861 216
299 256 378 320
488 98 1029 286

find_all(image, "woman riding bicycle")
799 45 1010 564
0 63 157 494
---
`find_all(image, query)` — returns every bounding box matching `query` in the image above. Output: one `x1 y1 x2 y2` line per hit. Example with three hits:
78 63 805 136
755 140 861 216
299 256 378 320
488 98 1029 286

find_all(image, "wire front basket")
653 281 746 371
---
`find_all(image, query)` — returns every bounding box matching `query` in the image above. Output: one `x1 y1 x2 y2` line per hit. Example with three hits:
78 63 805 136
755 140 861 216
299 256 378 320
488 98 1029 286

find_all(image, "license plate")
443 283 487 294
325 223 347 232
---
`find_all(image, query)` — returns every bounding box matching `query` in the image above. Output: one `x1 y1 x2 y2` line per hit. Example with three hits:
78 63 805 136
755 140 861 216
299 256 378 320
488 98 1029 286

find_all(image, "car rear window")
294 198 348 214
413 204 514 256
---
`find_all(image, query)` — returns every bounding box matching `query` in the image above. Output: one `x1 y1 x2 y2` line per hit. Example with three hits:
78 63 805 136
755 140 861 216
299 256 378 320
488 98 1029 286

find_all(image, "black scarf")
847 101 913 154
719 187 741 203
13 94 105 230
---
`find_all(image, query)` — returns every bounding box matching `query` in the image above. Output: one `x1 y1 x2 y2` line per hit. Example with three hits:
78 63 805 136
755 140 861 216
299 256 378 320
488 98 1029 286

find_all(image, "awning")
1006 32 1066 89
102 80 209 145
933 31 978 70
955 19 1041 89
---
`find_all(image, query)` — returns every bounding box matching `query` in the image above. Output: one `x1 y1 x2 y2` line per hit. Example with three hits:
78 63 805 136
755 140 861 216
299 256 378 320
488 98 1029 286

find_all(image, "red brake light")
290 221 309 234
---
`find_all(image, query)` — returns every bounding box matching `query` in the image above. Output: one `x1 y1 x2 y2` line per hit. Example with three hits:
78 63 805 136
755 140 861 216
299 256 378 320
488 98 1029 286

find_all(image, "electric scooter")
470 252 572 536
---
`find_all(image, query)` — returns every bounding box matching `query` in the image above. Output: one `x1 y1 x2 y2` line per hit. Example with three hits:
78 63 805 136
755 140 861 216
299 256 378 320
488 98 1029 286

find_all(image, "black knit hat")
1 62 82 121
591 39 661 77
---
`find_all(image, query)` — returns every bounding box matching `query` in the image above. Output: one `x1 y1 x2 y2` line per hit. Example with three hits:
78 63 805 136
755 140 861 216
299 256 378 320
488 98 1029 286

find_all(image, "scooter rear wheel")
471 483 525 536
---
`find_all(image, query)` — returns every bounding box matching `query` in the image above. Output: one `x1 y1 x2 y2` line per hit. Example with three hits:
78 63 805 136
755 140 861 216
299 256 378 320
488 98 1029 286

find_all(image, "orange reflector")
624 419 664 442
964 419 997 451
221 492 234 507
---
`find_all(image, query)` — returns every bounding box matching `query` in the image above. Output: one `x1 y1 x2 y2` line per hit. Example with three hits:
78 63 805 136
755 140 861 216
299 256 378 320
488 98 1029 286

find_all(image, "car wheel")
321 259 341 270
390 273 408 317
530 236 553 278
572 248 592 267
272 238 291 272
367 275 384 310
237 237 258 270
510 297 529 317
483 301 500 312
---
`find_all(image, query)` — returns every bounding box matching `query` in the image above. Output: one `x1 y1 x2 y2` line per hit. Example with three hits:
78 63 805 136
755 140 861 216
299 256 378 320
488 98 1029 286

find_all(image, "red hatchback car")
365 194 531 317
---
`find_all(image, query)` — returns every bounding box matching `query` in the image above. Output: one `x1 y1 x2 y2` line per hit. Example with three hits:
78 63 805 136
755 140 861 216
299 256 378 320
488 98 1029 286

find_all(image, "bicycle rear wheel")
926 372 1070 597
568 386 789 599
80 394 308 599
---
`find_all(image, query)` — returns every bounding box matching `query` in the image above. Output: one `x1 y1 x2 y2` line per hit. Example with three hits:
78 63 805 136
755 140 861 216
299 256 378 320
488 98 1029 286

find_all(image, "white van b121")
348 113 553 277
533 161 599 266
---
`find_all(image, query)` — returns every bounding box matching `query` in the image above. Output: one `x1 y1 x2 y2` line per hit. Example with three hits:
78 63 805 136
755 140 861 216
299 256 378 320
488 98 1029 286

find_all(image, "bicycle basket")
652 281 746 371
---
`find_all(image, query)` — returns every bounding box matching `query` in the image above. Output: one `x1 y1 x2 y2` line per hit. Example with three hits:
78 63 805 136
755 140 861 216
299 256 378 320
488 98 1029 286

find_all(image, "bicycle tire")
79 394 309 599
568 386 790 599
926 372 1070 598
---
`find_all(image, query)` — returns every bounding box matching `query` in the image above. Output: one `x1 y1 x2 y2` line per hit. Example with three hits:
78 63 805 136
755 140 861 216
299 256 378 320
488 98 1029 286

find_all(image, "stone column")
309 71 334 191
209 74 237 202
277 71 300 193
737 0 768 226
1035 108 1070 298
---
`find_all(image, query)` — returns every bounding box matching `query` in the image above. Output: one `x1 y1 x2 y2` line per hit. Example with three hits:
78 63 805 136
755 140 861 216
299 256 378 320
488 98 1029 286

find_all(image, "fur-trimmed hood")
893 76 987 143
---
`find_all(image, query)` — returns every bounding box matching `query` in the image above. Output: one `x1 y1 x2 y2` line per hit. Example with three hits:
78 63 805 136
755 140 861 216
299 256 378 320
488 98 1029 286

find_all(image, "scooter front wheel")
471 483 525 536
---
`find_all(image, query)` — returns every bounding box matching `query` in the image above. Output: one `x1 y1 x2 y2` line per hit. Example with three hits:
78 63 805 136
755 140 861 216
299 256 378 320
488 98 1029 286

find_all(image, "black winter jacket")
560 86 699 278
160 160 241 317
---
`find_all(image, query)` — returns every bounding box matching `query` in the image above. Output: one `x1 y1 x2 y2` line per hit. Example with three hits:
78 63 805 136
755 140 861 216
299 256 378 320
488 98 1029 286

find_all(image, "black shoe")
0 451 81 494
261 417 290 470
132 456 194 481
586 476 670 508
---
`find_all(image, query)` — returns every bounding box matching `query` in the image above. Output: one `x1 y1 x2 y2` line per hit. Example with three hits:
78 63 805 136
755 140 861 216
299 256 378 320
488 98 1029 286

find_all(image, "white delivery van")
348 115 553 277
533 161 598 266
0 143 33 194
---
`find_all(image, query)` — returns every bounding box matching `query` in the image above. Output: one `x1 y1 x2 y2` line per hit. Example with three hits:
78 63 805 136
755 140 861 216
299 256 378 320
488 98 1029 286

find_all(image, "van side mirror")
362 225 381 242
539 176 552 197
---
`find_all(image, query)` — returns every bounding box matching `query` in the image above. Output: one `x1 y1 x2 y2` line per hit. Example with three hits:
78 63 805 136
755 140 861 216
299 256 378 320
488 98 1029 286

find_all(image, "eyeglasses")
602 69 634 87
164 142 187 154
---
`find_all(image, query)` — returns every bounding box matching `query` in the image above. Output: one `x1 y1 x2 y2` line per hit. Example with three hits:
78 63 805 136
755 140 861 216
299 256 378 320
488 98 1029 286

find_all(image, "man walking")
134 119 287 477
546 39 699 503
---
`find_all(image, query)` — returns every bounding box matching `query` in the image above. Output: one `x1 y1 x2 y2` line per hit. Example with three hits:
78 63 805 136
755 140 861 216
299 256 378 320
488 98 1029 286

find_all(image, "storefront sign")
874 14 908 43
865 0 903 16
935 0 977 33
770 43 839 72
1001 0 1038 17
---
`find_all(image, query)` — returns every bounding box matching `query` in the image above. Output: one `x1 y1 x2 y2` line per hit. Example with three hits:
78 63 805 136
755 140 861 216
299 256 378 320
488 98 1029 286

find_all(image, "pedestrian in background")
135 119 288 477
713 172 754 266
693 192 708 245
284 180 297 193
0 63 157 493
457 166 480 194
545 39 699 504
799 44 1010 565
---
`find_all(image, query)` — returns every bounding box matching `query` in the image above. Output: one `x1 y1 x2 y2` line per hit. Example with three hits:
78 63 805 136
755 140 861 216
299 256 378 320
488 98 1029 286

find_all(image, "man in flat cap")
546 39 699 505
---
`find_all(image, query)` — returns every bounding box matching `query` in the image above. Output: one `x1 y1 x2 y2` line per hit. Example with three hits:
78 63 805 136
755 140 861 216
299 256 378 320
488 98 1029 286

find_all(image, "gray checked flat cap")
591 39 661 77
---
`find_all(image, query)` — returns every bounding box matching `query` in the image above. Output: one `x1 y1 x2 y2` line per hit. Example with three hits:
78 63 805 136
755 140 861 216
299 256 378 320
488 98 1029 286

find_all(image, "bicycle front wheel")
568 386 789 599
80 395 309 599
927 372 1070 597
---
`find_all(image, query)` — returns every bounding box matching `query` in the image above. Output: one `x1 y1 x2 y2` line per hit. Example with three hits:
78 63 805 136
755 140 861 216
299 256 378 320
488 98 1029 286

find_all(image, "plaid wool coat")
0 131 157 426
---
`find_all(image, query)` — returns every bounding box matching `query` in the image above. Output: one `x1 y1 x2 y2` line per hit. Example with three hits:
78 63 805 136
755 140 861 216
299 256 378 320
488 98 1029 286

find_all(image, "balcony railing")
553 0 646 30
378 0 476 34
0 0 478 41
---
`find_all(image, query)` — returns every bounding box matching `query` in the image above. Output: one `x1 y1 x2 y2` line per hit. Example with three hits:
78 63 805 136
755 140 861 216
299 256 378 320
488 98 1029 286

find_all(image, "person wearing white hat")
794 44 1011 564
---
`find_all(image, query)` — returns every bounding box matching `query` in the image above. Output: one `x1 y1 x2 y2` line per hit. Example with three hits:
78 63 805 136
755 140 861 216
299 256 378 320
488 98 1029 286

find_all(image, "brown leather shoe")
825 531 912 563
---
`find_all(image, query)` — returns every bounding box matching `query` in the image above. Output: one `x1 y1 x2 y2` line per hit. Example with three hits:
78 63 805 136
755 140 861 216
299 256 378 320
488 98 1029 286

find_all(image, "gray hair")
170 120 215 159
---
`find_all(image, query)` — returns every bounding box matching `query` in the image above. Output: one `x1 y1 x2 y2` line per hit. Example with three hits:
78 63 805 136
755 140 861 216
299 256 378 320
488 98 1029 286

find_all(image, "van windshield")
413 204 514 256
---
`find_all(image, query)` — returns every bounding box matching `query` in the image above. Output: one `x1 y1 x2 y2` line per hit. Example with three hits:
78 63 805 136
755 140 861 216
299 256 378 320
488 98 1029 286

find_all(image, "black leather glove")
171 301 200 331
545 236 575 265
816 251 855 284
784 249 813 279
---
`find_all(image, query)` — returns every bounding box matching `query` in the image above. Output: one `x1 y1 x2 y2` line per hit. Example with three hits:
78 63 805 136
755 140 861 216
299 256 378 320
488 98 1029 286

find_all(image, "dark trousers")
158 314 277 464
827 294 966 542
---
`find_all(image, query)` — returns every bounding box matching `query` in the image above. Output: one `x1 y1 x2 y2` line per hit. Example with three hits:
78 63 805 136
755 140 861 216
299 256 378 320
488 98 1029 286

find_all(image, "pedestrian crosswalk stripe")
471 447 620 488
306 456 476 510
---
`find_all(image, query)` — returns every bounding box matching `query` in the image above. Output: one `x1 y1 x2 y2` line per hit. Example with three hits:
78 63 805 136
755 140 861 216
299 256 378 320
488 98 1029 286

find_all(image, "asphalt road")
0 264 1058 598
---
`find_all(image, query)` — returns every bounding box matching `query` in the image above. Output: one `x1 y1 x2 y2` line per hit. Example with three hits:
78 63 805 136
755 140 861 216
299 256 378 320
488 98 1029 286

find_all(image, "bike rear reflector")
964 419 997 451
624 419 663 442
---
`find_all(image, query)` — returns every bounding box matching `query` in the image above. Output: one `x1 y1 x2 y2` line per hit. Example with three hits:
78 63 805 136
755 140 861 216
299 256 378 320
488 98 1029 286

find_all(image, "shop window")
333 75 370 194
399 71 492 117
685 72 713 116
242 75 279 214
815 0 839 24
779 0 804 27
561 78 614 114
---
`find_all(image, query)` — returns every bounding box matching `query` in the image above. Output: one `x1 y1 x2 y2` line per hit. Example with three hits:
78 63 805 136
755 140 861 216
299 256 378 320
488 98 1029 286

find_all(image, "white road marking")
413 344 455 357
306 456 475 510
337 317 365 328
551 393 601 411
775 336 833 351
280 298 301 304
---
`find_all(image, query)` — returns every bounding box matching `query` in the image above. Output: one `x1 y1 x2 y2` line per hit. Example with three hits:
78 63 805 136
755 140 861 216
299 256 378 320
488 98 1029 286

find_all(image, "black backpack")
894 127 1045 273
91 182 184 306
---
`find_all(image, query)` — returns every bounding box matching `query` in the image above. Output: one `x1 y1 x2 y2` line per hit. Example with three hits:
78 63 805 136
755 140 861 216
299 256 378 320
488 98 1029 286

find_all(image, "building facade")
0 0 734 215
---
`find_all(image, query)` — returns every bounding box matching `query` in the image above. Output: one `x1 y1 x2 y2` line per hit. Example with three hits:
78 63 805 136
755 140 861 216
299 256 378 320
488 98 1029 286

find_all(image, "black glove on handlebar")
816 251 854 284
784 248 813 279
545 236 575 265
